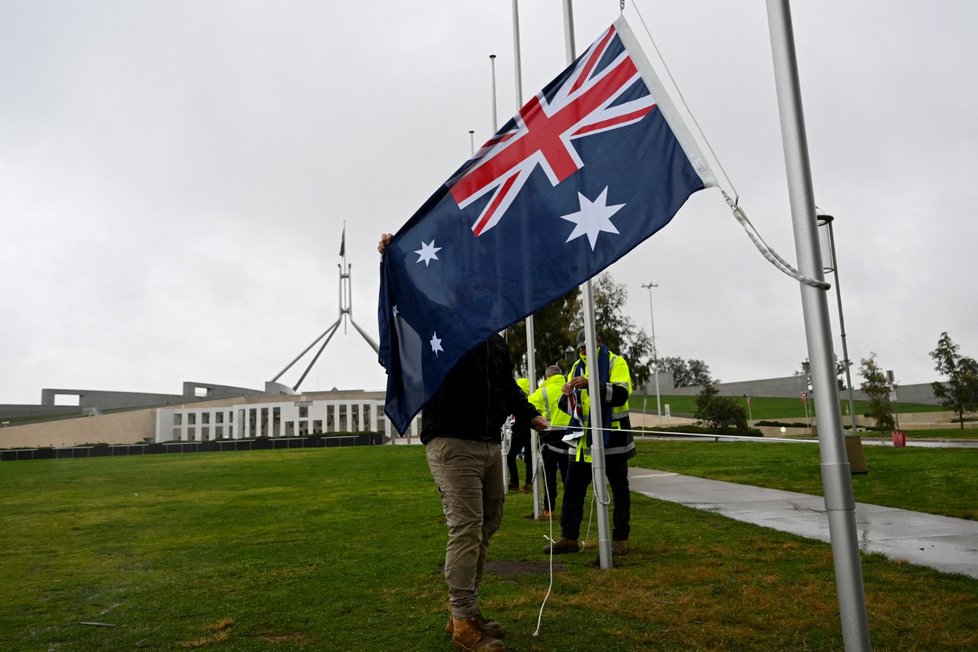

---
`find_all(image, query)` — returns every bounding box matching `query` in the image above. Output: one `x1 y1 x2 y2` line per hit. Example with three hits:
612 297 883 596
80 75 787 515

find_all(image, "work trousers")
506 426 532 487
559 454 631 541
540 441 569 512
425 437 505 618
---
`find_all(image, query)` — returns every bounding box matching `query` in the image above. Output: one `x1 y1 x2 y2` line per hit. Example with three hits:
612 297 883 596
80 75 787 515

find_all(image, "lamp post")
817 212 859 435
641 282 661 425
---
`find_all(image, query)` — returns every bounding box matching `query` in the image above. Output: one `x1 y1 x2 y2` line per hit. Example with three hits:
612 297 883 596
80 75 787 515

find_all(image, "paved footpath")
628 467 978 579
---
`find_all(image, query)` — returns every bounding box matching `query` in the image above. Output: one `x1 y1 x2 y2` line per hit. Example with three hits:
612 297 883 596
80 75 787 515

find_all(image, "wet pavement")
629 467 978 579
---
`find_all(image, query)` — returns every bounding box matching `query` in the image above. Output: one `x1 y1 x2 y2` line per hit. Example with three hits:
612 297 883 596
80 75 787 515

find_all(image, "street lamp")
641 282 661 424
817 212 858 435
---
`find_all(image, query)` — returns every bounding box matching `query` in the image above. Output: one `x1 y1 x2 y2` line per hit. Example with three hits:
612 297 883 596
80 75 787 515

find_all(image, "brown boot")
445 611 505 638
451 616 506 651
543 537 581 554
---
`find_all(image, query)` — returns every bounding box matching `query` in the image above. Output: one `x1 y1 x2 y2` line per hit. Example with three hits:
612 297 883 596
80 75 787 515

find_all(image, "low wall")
0 408 158 449
645 375 940 405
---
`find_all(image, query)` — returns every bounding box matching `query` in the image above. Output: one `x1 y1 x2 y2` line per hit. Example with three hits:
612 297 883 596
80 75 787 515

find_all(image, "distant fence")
0 432 385 462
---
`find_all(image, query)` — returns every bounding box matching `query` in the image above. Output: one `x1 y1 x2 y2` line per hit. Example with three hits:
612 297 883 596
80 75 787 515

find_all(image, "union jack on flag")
378 17 716 434
451 25 657 236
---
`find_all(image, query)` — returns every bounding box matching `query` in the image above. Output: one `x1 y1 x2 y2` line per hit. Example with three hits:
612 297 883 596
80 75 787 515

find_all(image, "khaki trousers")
425 437 505 618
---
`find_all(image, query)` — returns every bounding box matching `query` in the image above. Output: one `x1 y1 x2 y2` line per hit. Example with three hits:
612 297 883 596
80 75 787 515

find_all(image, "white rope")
629 2 828 291
723 191 830 290
533 516 556 637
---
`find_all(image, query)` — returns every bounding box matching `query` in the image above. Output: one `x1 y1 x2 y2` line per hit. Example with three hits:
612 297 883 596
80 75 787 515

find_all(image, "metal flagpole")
489 54 498 135
488 53 512 494
765 1 871 649
271 228 379 391
642 282 662 424
512 0 543 518
562 0 612 569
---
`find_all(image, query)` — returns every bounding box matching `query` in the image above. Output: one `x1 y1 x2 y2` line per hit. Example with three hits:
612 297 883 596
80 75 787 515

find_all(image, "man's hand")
530 416 549 432
564 376 589 393
377 233 393 254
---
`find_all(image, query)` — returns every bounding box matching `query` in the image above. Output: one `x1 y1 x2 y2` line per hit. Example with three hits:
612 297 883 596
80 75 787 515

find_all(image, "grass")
633 393 945 421
892 427 978 440
634 440 978 521
1 446 976 650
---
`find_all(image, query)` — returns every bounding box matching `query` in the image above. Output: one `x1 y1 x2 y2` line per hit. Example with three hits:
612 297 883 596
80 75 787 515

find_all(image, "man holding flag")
378 15 713 645
379 234 547 652
377 18 713 438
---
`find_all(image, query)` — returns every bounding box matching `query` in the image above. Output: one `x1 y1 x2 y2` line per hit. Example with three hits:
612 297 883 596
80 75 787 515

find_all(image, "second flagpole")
511 0 543 520
562 0 614 570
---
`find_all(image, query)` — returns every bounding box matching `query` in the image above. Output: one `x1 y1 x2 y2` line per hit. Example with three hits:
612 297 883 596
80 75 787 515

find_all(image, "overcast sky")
2 0 976 405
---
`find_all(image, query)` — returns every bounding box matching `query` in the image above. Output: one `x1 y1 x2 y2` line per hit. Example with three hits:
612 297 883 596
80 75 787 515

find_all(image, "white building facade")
154 393 422 443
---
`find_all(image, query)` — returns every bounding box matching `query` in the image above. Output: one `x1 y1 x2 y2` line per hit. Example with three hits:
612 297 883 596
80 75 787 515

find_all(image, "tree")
796 356 850 390
504 289 581 380
695 382 748 433
586 273 654 388
658 356 716 387
515 272 654 388
858 353 895 433
929 332 978 429
505 271 705 392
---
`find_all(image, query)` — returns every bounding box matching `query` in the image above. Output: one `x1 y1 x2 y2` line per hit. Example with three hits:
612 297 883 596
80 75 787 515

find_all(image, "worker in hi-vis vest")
527 364 573 517
545 329 635 557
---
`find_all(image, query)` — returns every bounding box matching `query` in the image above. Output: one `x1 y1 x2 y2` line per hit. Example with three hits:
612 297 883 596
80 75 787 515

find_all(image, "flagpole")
487 53 512 494
511 0 542 519
765 1 871 649
489 54 498 135
562 0 612 570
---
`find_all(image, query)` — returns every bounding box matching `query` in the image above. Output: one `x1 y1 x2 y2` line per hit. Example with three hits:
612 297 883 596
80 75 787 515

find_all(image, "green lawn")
633 393 944 421
633 440 978 520
1 447 976 650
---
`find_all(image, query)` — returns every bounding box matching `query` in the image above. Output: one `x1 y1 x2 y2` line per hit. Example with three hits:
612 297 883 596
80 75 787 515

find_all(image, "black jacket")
421 335 540 444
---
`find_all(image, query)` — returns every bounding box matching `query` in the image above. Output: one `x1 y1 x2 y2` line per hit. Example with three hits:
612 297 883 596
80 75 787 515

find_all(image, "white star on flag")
560 187 624 250
414 240 442 266
430 332 443 356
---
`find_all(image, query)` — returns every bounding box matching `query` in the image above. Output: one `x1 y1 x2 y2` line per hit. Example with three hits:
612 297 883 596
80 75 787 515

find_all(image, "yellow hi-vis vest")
528 374 571 429
568 351 633 461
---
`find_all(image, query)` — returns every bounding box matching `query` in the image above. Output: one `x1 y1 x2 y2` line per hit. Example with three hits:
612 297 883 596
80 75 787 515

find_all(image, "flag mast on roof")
269 223 379 393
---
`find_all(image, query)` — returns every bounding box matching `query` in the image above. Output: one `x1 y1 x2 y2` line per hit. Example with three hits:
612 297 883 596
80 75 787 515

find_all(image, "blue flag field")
378 17 715 434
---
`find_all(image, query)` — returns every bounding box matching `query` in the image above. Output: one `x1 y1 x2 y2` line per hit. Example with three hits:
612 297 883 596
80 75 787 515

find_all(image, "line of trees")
857 332 978 431
504 272 714 391
506 275 977 431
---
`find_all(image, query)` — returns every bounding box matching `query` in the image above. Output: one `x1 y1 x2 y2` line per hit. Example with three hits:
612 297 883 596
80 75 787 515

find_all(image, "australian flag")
378 17 715 434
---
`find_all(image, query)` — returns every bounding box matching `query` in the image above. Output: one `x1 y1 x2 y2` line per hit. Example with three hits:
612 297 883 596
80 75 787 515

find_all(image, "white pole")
487 54 511 493
642 282 662 423
765 1 871 649
489 54 498 135
511 0 542 518
562 0 612 570
819 214 859 434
